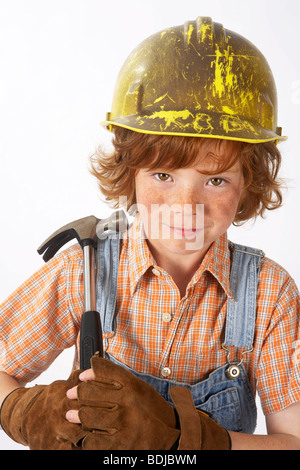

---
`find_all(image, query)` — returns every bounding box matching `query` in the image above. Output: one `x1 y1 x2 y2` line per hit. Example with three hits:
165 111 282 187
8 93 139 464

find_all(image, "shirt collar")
125 215 155 294
124 215 234 299
195 232 234 300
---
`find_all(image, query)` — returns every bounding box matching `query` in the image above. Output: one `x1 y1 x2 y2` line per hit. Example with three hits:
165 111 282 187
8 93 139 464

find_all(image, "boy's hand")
66 355 180 449
0 370 88 450
66 354 231 450
66 367 95 422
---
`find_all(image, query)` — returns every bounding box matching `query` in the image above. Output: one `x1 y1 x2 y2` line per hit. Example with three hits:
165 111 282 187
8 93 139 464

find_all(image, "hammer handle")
80 243 103 369
80 310 103 370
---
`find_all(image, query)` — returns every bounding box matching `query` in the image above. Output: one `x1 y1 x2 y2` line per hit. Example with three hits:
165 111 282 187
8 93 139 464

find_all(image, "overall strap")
223 242 265 349
96 234 122 334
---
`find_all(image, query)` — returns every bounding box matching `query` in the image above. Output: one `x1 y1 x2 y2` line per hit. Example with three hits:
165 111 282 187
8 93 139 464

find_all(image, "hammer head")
37 215 99 262
37 210 128 262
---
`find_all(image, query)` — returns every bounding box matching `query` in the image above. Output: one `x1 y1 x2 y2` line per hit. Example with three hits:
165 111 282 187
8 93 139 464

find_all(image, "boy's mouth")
168 225 203 239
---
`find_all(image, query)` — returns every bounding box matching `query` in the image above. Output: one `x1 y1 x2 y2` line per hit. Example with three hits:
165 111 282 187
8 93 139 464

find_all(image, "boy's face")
134 144 245 260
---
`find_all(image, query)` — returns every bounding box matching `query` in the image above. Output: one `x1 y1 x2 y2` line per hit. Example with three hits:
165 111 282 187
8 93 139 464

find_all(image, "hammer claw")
37 215 100 261
37 231 76 262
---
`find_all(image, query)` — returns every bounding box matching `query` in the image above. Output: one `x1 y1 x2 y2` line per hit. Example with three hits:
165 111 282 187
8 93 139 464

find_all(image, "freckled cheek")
206 191 242 220
136 185 165 210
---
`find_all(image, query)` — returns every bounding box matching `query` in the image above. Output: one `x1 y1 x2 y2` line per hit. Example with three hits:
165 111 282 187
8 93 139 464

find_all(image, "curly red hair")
90 127 283 224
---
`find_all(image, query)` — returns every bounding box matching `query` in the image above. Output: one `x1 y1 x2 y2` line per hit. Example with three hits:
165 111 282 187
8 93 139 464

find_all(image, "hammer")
37 210 127 370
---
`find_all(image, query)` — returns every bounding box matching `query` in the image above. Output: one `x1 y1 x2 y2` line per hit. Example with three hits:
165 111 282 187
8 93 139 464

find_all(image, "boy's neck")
147 240 208 298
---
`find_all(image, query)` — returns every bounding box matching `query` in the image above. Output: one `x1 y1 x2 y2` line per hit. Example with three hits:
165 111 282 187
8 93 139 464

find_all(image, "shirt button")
161 367 171 378
162 313 172 322
152 268 160 276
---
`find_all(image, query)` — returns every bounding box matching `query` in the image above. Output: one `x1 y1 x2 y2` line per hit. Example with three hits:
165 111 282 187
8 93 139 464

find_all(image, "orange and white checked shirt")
1 216 300 416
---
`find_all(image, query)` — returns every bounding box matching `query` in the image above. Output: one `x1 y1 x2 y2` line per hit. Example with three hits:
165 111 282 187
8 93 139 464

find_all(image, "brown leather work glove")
75 355 231 450
169 386 231 450
0 370 88 450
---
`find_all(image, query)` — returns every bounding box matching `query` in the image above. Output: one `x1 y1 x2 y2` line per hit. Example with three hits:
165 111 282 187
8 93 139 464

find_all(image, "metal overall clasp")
222 344 253 380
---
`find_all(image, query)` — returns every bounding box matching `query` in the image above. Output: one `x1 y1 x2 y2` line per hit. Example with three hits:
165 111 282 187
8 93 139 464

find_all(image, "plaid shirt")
1 216 300 415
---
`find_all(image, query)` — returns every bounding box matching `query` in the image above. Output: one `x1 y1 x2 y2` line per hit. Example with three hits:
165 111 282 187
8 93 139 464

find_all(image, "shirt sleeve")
0 244 84 385
256 262 300 415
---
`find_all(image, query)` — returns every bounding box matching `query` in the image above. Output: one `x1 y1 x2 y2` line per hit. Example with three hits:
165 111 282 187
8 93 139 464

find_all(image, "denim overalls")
96 232 264 434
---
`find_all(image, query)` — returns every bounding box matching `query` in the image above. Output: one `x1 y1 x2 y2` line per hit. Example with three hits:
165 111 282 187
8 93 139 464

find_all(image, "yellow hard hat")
103 17 286 143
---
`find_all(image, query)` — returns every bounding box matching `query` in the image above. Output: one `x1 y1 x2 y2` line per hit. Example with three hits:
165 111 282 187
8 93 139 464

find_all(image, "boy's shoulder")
58 243 83 262
260 253 293 282
259 254 299 302
45 243 83 271
229 240 298 293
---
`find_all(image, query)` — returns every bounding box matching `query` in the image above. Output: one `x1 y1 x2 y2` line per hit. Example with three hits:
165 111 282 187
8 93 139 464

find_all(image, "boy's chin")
157 238 206 255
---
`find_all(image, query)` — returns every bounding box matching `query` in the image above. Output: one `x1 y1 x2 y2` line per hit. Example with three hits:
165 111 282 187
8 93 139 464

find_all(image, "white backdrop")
0 0 299 450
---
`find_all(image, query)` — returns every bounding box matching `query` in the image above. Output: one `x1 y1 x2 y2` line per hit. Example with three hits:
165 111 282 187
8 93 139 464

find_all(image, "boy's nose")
170 186 204 212
168 201 204 231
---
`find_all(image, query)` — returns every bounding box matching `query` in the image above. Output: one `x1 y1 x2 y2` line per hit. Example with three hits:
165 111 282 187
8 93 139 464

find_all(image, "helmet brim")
102 111 287 144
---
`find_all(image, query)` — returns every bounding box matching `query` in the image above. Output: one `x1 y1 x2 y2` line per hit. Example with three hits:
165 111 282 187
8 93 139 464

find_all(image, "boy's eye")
210 177 224 186
155 173 171 181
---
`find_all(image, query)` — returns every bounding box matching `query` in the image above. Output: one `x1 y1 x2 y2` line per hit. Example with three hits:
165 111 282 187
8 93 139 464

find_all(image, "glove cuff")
169 386 231 450
169 386 202 449
0 385 45 445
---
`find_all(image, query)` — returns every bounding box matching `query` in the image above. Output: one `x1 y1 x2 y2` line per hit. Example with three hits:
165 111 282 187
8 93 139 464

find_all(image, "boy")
0 17 300 450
